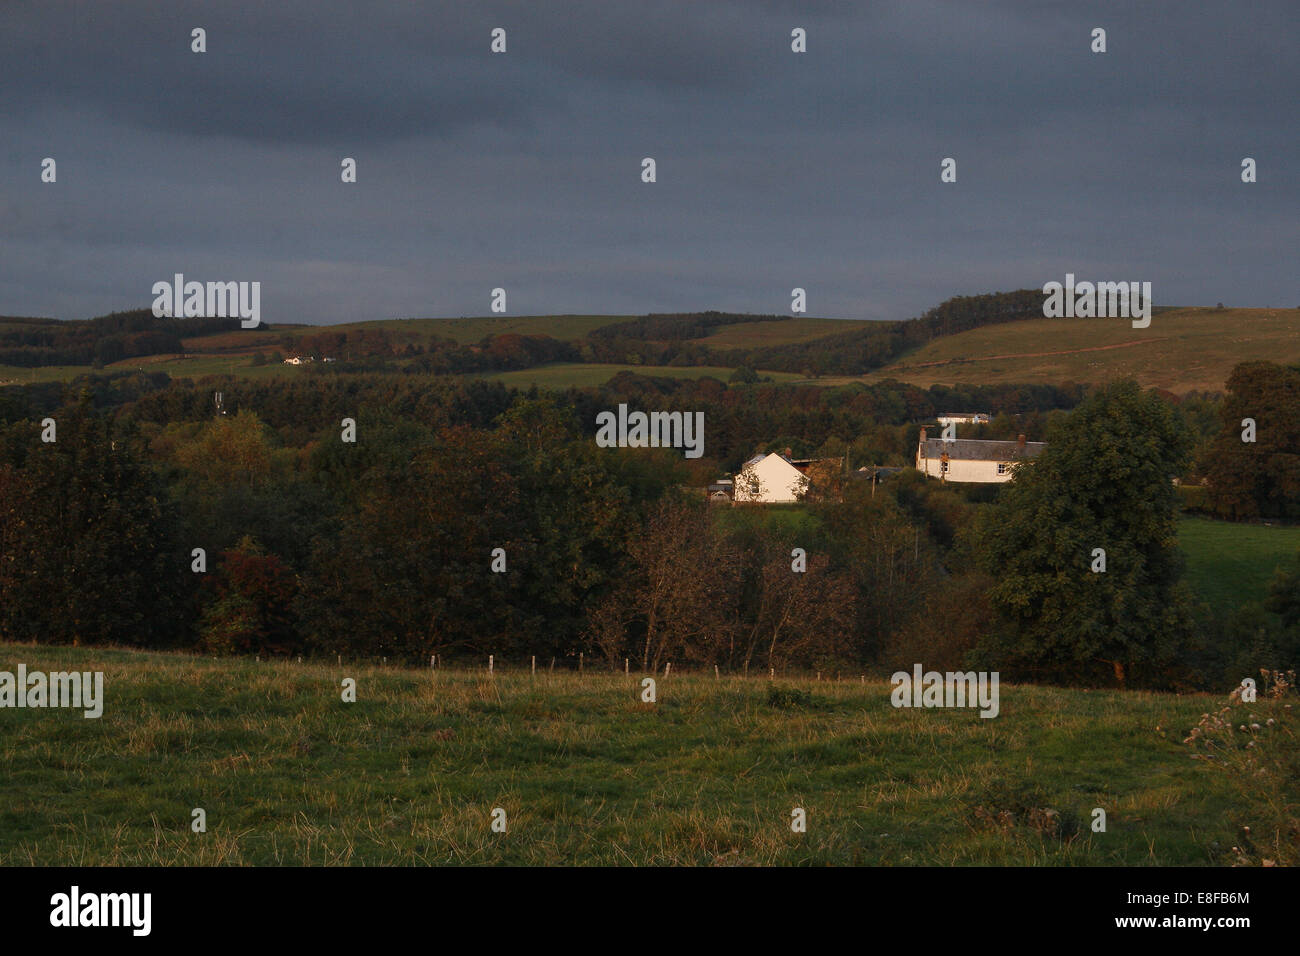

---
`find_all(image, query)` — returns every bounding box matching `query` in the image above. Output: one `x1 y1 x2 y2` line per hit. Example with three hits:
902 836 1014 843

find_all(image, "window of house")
940 460 949 473
997 462 1009 475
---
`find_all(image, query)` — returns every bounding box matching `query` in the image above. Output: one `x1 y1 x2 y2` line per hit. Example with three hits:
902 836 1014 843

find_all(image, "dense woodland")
1 358 1297 689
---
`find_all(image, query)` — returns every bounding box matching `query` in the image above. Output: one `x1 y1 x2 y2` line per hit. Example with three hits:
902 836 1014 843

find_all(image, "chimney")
784 447 793 458
1017 433 1026 448
919 427 927 442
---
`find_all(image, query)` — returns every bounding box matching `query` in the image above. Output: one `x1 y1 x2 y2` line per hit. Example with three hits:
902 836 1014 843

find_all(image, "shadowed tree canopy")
970 381 1197 687
1206 362 1300 520
0 403 184 646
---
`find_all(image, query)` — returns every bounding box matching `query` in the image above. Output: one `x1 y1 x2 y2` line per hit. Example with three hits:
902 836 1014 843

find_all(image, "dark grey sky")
2 0 1295 325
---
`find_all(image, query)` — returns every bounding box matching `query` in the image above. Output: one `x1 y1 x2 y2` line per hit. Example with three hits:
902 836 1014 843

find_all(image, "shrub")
1182 670 1298 865
766 685 816 709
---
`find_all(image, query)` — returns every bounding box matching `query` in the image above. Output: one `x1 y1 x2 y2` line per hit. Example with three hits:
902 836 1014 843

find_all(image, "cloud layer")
2 0 1295 324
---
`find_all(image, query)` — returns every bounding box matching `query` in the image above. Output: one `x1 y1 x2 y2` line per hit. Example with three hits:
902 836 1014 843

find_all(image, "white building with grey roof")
915 428 1046 483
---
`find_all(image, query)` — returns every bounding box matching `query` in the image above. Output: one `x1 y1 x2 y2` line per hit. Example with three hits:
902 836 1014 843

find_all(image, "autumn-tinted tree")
586 497 739 671
199 537 299 655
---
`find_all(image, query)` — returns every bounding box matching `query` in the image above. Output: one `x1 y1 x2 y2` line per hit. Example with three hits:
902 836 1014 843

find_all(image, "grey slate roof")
919 438 1046 461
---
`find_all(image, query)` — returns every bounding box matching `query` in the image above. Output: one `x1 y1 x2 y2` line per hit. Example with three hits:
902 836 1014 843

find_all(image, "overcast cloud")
1 0 1295 324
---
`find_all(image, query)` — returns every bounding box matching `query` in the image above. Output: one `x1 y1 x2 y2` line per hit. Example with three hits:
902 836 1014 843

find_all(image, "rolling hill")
854 307 1300 393
4 304 1296 393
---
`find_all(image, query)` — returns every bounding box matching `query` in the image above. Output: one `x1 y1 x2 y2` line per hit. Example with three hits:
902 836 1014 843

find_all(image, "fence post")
624 658 629 675
664 662 671 677
489 654 494 674
531 655 536 675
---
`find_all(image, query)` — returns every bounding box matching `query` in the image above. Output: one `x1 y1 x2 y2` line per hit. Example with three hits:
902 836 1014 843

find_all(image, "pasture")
857 308 1300 393
0 643 1275 866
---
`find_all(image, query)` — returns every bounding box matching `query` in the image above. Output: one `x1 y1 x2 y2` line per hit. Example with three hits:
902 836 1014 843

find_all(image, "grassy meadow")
1178 516 1300 611
857 308 1300 393
477 363 805 389
0 642 1273 866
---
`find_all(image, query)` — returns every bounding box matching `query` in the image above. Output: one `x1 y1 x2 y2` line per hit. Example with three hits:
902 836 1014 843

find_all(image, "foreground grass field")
0 643 1274 866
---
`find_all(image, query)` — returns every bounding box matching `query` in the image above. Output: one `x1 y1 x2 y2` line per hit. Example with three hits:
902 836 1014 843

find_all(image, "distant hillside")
856 307 1300 393
6 297 1297 393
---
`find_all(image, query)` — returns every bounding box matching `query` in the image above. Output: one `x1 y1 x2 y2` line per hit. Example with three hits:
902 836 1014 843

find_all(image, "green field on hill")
1178 516 1300 613
0 365 94 386
1 643 1284 866
8 307 1297 393
479 363 805 389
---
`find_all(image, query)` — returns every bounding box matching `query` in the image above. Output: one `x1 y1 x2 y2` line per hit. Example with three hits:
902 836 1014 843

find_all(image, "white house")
733 452 810 503
915 428 1046 483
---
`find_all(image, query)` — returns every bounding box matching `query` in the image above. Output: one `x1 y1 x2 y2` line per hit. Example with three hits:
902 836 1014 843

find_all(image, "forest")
1 360 1297 690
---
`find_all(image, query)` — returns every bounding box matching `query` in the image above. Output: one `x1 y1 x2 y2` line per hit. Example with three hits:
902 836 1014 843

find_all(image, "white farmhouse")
915 428 1046 483
733 452 810 503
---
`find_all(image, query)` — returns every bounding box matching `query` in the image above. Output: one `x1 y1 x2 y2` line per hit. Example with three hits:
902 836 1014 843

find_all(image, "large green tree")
1205 362 1300 520
0 405 185 646
971 381 1196 687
